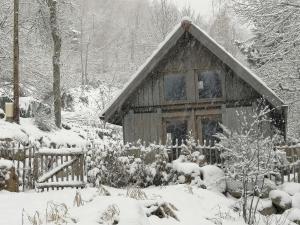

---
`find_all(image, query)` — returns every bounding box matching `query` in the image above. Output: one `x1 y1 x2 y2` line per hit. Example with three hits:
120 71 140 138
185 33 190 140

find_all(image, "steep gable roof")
102 19 285 123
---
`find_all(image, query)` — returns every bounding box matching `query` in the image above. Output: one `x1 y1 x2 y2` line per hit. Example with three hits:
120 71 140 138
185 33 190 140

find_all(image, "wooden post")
66 155 69 182
288 165 291 182
80 154 84 182
13 0 20 124
22 145 25 191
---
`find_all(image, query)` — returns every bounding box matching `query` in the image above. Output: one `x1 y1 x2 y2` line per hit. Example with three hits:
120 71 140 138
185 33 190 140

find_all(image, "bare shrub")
34 107 55 132
97 185 111 196
46 201 69 224
25 210 43 225
98 204 120 225
126 186 147 200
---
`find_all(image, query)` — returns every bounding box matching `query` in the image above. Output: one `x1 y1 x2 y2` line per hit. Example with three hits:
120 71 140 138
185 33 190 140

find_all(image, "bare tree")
13 0 20 123
232 0 300 138
47 0 62 128
151 0 179 41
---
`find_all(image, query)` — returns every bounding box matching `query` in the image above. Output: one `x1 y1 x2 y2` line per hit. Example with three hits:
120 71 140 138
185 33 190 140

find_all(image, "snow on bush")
0 159 14 170
279 182 300 196
269 190 292 210
292 193 300 209
200 165 226 193
172 155 200 175
215 104 285 223
86 140 211 188
283 208 300 224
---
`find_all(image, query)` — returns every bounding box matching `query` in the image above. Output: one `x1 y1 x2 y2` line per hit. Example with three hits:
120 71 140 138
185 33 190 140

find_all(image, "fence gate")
34 148 86 191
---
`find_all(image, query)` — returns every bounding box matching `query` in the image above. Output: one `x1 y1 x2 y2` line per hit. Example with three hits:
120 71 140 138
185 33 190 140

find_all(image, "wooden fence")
1 140 299 191
34 148 86 191
279 162 300 184
0 141 86 191
0 141 36 191
276 145 300 163
166 145 223 164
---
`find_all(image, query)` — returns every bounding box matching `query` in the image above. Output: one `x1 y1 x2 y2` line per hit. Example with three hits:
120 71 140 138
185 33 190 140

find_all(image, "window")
164 73 187 101
198 71 222 99
166 119 187 146
201 117 222 146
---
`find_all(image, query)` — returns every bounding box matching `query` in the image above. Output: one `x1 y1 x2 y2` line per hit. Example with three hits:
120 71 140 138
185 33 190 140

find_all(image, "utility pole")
13 0 20 124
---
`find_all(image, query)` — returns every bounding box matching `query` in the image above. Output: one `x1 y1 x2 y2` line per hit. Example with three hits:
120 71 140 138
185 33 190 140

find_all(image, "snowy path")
0 185 246 225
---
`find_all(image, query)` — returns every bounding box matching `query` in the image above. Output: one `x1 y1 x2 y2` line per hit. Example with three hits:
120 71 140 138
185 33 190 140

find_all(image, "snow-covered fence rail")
276 145 300 163
0 141 36 191
166 145 223 164
34 148 86 191
278 161 300 184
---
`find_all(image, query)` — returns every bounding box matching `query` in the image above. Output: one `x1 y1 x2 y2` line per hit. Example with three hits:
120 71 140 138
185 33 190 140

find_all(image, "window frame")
162 71 194 104
162 72 188 103
194 69 225 102
196 114 223 146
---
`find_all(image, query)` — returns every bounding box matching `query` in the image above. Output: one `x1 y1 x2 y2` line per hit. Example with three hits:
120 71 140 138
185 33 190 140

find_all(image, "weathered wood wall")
122 32 280 144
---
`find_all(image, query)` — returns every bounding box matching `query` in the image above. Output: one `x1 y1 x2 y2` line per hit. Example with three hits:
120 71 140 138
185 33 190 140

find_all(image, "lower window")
200 116 222 146
165 119 188 146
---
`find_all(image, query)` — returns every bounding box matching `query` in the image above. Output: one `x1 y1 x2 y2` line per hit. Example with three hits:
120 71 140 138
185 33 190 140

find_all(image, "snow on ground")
0 120 28 143
0 118 87 147
0 185 246 225
0 158 14 169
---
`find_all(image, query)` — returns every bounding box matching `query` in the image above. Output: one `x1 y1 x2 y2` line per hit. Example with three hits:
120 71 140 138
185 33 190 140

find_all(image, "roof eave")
102 23 185 123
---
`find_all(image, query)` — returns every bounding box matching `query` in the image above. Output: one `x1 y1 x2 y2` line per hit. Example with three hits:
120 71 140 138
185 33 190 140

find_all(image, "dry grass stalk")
126 186 147 200
73 191 84 207
26 211 43 225
46 201 69 224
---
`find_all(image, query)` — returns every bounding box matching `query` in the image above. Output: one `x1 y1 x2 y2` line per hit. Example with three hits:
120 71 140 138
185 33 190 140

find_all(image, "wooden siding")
123 111 162 144
126 33 259 110
121 33 282 144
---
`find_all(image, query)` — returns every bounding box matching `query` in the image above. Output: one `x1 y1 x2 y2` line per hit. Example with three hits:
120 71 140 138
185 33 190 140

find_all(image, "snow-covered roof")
102 19 285 124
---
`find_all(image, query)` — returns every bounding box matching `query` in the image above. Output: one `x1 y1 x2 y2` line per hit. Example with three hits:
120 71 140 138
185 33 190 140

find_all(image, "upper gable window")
164 73 187 101
198 71 222 99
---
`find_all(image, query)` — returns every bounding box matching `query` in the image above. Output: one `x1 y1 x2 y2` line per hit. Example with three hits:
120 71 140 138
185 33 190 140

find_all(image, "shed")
102 19 287 145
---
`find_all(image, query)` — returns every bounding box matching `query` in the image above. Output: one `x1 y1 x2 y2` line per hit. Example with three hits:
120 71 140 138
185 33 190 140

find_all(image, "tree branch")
281 2 300 8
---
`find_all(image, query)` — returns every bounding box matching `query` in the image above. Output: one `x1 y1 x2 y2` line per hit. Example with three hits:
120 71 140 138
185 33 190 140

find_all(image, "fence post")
298 164 300 183
22 145 25 192
33 147 38 186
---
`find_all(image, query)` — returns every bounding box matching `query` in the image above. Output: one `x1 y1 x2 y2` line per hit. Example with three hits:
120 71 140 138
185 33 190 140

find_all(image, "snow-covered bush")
216 104 285 224
34 105 55 132
87 135 214 188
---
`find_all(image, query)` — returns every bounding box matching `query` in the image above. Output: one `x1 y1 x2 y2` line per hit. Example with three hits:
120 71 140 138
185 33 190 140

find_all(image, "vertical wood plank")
71 156 75 182
156 109 163 144
129 110 134 143
22 145 25 192
28 146 32 189
297 165 300 183
80 154 84 182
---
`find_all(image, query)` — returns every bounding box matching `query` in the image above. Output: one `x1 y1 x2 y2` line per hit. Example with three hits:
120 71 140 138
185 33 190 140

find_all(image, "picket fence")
0 141 299 192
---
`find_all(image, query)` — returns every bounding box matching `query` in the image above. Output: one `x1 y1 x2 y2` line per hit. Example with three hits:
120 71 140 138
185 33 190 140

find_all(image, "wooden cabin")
102 19 287 146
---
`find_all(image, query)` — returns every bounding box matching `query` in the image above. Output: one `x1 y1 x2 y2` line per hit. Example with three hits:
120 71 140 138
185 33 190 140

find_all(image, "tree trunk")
47 0 61 128
13 0 20 124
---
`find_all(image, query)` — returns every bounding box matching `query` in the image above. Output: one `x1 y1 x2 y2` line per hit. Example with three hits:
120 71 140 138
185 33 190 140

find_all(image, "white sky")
174 0 214 18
